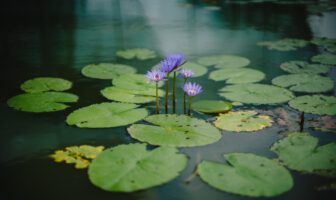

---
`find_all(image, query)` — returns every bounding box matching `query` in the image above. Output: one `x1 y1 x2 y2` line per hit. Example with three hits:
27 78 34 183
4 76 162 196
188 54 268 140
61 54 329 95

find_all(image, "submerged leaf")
311 54 336 65
7 92 78 113
198 153 293 197
192 100 232 113
180 62 208 77
257 38 308 51
128 114 221 147
21 77 72 93
66 102 148 128
116 48 157 60
88 143 187 192
209 68 265 84
197 55 250 68
271 132 336 177
81 63 136 79
214 111 273 132
280 61 330 74
289 95 336 116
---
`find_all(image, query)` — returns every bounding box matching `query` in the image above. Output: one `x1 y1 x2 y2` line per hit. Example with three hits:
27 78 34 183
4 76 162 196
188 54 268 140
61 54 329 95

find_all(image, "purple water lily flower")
159 54 185 73
180 69 194 78
183 82 203 96
146 70 166 82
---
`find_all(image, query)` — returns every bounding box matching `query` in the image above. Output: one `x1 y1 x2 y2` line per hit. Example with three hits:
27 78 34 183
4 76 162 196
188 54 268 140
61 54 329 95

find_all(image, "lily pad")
271 132 336 177
327 46 336 54
288 95 336 116
112 74 163 91
127 114 221 147
257 38 309 51
101 86 164 104
311 37 336 47
180 62 207 77
219 83 294 105
197 55 250 68
280 61 330 74
7 92 78 113
88 143 187 192
66 102 148 128
192 100 232 113
81 63 136 79
209 68 265 84
50 145 105 169
198 153 293 197
214 111 273 132
116 48 157 60
311 54 336 65
21 77 72 93
272 74 333 93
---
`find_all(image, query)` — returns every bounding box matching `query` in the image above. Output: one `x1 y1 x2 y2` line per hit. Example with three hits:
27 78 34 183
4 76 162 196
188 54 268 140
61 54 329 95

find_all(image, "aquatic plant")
146 70 167 113
180 69 194 114
183 82 203 115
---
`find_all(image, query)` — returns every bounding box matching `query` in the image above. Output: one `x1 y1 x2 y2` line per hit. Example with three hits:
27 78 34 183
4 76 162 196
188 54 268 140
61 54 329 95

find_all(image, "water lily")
183 82 203 115
180 69 194 114
146 70 167 113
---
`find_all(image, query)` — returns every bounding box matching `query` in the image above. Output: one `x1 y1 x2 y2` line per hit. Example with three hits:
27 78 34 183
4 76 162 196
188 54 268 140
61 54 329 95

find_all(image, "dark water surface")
0 0 335 200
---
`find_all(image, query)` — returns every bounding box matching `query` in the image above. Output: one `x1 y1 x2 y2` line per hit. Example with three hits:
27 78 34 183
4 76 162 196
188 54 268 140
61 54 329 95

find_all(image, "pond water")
0 0 335 199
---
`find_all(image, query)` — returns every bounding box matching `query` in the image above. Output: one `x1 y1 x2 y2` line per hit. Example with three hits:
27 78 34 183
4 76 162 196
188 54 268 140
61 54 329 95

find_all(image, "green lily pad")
288 95 336 116
81 63 136 79
180 62 207 77
209 68 265 84
280 61 330 74
21 77 72 93
112 74 163 91
272 74 333 93
101 86 164 104
66 102 148 128
327 46 336 54
192 100 232 113
7 92 78 113
271 132 336 177
219 83 294 105
88 143 187 192
127 114 221 147
214 111 273 132
197 55 250 68
116 48 157 60
198 153 293 197
257 38 309 51
311 54 336 65
311 37 336 47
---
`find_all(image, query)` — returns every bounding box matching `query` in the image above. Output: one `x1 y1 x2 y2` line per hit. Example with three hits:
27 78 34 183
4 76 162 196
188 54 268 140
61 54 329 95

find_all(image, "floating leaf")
289 95 336 116
116 48 157 60
209 68 265 84
257 38 309 51
214 111 272 132
88 143 187 192
197 55 250 68
180 62 207 77
192 100 232 113
128 114 221 147
311 37 336 48
219 83 294 105
198 153 293 197
327 46 336 54
280 61 330 74
311 54 336 65
50 145 105 169
81 63 136 79
7 92 78 113
21 77 72 93
271 132 336 177
272 74 333 93
112 74 163 91
66 102 148 128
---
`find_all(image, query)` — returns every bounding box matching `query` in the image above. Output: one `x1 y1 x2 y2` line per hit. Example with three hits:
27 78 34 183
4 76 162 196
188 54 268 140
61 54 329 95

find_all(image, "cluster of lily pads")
6 44 336 197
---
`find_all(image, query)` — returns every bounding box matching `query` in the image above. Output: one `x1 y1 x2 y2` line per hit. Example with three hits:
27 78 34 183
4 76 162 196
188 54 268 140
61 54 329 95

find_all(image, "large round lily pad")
127 114 221 147
214 111 273 132
311 37 336 47
192 100 232 114
289 95 336 116
257 38 308 51
101 87 164 104
88 143 187 192
180 62 207 77
66 102 148 128
311 54 336 65
272 74 333 93
197 55 250 68
21 77 72 93
280 61 330 74
271 132 336 177
198 153 293 197
209 68 265 84
112 74 163 91
116 48 157 60
219 83 294 105
81 63 136 79
7 92 78 113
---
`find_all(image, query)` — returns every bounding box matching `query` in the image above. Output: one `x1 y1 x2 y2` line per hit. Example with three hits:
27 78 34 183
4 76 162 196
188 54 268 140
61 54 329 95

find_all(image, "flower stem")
172 72 177 113
183 78 187 114
188 96 192 116
165 73 170 113
156 82 159 114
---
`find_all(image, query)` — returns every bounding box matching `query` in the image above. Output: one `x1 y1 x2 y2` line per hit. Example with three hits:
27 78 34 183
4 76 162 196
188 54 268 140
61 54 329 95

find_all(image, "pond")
1 0 336 199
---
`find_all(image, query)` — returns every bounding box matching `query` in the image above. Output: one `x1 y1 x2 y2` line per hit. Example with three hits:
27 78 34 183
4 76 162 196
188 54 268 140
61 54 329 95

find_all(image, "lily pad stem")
300 112 304 132
188 96 192 116
165 73 170 113
156 82 159 114
173 72 176 113
183 78 187 114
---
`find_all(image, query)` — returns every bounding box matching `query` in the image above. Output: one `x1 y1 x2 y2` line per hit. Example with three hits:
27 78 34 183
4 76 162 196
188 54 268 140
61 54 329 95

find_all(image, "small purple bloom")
159 54 185 73
146 70 166 82
180 69 194 78
183 82 203 96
